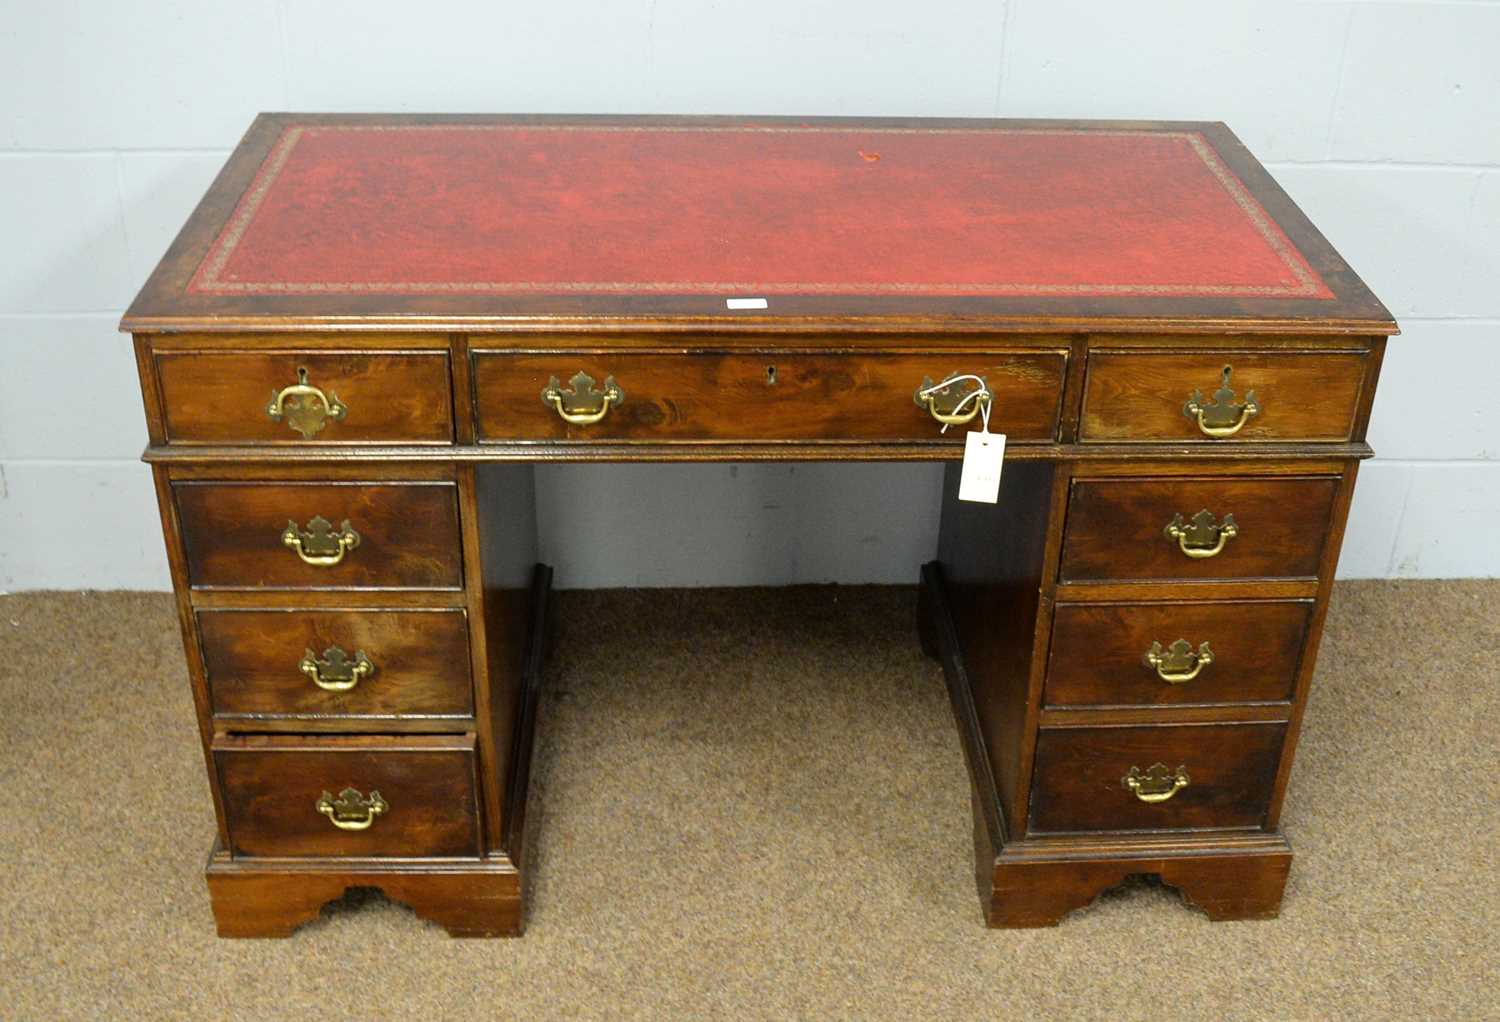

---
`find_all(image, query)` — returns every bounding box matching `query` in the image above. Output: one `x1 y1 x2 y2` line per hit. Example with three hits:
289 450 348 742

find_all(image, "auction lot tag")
958 430 1005 503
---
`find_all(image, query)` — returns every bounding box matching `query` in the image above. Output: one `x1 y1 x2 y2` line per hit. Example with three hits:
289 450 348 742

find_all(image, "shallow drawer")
157 350 454 444
175 481 463 590
1045 600 1312 707
1080 349 1367 442
471 349 1067 442
1028 723 1286 834
198 608 473 725
1059 475 1339 584
215 735 482 858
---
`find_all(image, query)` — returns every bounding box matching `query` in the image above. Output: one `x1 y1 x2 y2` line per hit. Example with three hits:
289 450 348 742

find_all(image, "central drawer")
470 349 1068 442
214 734 483 859
174 481 463 590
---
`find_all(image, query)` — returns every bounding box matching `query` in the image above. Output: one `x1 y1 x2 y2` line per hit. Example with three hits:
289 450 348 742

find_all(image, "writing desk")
122 114 1396 936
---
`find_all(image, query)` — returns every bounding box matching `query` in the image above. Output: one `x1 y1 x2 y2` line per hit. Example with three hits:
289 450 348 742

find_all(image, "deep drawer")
157 350 454 444
1045 600 1313 707
215 734 482 858
471 349 1068 442
1058 475 1339 584
1079 349 1368 442
175 481 463 591
1028 723 1286 834
198 608 473 725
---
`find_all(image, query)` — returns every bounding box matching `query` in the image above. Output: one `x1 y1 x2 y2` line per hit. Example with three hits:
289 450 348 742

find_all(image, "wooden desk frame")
124 115 1396 936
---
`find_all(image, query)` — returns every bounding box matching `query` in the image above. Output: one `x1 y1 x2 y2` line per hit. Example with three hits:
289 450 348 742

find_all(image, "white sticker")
726 297 769 310
958 431 1005 504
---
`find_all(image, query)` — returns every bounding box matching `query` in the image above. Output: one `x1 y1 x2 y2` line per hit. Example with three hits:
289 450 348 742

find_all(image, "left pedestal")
147 450 547 938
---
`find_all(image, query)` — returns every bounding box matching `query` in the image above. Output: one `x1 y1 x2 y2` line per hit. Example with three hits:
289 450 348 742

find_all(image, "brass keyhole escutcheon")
281 516 360 567
300 645 375 692
267 367 347 438
1123 763 1190 804
1144 639 1214 684
1184 365 1258 438
316 787 388 831
1164 510 1238 559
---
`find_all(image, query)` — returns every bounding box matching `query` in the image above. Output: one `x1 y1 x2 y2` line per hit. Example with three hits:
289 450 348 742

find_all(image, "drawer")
198 609 473 725
157 350 454 444
1059 475 1339 583
1045 600 1313 707
471 349 1067 442
1080 350 1368 442
1028 723 1286 834
175 481 463 590
215 735 482 858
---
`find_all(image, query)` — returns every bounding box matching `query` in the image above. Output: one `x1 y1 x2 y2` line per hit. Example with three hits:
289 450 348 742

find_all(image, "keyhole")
766 364 777 386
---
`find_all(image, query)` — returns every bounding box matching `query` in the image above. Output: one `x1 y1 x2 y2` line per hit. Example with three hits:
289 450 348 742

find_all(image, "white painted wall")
2 0 1497 589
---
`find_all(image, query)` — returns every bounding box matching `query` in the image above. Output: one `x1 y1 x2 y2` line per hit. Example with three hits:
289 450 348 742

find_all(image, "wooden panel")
175 481 463 590
935 461 1059 832
1045 600 1313 707
198 608 472 723
158 350 453 443
1059 476 1339 583
215 735 482 858
472 349 1067 442
1080 349 1367 442
1028 723 1286 834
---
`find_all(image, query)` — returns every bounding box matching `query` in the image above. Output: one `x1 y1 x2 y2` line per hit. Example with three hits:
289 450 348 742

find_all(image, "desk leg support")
920 560 1293 928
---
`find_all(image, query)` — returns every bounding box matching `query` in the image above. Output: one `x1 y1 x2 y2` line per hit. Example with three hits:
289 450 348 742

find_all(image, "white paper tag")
958 431 1005 503
726 297 769 310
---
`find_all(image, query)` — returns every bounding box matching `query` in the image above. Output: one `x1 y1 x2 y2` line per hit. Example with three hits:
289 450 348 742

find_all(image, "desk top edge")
120 113 1397 337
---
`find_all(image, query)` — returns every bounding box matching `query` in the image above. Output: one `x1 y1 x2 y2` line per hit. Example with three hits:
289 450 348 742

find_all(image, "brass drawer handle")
1123 763 1190 804
541 371 623 425
267 367 347 438
299 645 375 692
1164 510 1237 559
915 373 991 427
1144 639 1214 684
1184 365 1258 438
281 516 360 567
316 787 387 831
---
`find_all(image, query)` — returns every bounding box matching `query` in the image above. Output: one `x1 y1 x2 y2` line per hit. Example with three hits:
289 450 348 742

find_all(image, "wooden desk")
122 114 1396 936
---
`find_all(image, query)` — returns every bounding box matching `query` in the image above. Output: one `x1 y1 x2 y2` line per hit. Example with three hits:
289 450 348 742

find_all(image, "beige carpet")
1 581 1496 1020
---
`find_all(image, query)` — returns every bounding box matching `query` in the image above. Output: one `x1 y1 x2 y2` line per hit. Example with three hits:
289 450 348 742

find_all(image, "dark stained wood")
214 734 482 858
174 480 463 590
1265 460 1363 829
1059 475 1341 583
472 349 1067 442
1044 599 1313 707
197 608 473 724
205 853 521 937
936 462 1057 833
157 348 454 444
984 841 1293 927
141 438 1379 465
1027 723 1286 834
1080 348 1370 441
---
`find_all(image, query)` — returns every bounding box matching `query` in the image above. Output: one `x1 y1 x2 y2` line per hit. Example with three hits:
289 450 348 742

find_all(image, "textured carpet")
0 582 1496 1021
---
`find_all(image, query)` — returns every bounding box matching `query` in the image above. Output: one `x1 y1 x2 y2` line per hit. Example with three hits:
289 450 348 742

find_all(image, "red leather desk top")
123 116 1394 331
